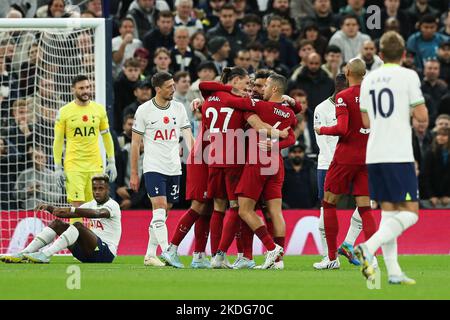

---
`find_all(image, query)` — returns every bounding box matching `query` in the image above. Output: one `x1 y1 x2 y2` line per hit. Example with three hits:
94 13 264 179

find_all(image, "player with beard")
53 75 117 223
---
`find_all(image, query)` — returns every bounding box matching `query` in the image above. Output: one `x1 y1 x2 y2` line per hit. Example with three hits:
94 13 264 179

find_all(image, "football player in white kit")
130 72 194 267
1 174 122 263
356 31 429 285
313 74 367 270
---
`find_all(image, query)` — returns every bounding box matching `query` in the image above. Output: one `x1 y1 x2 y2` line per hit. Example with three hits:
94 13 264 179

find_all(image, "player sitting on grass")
0 174 121 264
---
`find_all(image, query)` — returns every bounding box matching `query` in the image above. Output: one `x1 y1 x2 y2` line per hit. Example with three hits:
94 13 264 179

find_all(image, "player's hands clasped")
54 164 66 189
105 158 117 182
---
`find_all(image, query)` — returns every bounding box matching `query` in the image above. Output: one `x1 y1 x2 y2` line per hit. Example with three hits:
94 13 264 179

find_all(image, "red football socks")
358 206 377 241
218 208 240 253
210 210 224 255
194 214 211 253
171 209 200 246
323 201 338 261
254 225 276 251
241 219 254 260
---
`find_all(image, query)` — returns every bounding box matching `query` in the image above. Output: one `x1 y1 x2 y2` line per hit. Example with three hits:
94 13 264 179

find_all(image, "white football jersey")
80 198 122 255
360 64 425 164
314 97 339 170
132 98 191 175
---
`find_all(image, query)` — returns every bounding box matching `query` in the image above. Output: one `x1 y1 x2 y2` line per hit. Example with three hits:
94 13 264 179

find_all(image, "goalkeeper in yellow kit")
53 75 117 217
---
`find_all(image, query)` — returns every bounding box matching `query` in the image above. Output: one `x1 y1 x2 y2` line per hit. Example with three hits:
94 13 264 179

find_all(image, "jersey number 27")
206 107 234 133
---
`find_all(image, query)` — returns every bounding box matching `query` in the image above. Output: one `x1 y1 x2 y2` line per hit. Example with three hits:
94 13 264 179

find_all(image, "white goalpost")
0 18 107 254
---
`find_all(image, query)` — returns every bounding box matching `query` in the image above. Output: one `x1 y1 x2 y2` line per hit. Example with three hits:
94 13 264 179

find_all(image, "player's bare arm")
360 111 370 129
130 131 143 192
181 127 195 153
246 114 289 139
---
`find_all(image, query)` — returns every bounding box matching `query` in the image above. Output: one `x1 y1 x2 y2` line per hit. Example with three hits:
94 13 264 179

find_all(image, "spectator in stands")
437 41 450 85
7 99 33 155
290 89 317 155
202 0 226 31
282 142 318 209
85 0 103 17
15 147 59 210
421 59 447 124
241 14 263 43
357 40 383 73
116 139 148 209
190 30 208 61
438 92 450 116
290 39 317 81
174 0 204 36
173 71 192 128
36 0 66 18
112 17 143 79
206 3 249 54
117 114 134 149
149 47 173 77
248 42 264 71
329 14 371 63
420 128 450 208
261 15 298 68
113 57 142 131
0 137 23 210
376 0 412 40
19 42 38 97
406 0 439 29
0 43 19 121
208 36 231 74
413 115 433 168
142 10 175 64
439 9 450 37
264 0 296 30
233 49 252 73
186 61 218 104
288 52 334 112
231 0 250 21
281 18 298 41
170 26 201 81
299 21 329 59
301 0 338 41
127 0 170 41
339 0 369 34
122 78 153 119
407 14 449 72
433 114 450 132
321 45 342 79
134 47 152 77
261 40 290 77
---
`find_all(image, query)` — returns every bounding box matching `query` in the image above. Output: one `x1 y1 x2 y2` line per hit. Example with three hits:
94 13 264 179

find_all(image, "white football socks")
344 208 363 245
145 227 158 257
365 211 418 256
146 208 169 255
318 207 328 257
42 225 79 257
22 227 57 254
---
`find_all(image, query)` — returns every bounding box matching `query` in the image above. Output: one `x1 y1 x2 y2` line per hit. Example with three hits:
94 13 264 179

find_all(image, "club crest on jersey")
336 97 346 107
154 128 177 140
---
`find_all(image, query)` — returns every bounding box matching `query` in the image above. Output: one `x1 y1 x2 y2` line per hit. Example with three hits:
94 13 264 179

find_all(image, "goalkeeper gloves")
105 158 117 182
55 164 66 189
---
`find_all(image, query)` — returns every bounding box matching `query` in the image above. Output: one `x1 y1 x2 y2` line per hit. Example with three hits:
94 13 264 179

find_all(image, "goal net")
0 18 106 254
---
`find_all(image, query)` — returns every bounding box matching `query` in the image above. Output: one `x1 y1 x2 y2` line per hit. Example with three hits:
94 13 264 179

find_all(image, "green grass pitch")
1 255 449 300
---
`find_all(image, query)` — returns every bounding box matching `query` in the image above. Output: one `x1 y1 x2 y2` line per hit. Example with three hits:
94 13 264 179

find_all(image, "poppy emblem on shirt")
164 116 170 124
82 115 89 122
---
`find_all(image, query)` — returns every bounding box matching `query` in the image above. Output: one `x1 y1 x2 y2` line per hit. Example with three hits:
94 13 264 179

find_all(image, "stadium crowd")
0 0 449 211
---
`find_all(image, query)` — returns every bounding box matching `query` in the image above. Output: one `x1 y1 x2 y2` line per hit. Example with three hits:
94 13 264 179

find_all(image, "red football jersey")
321 85 369 165
201 91 254 167
244 100 297 165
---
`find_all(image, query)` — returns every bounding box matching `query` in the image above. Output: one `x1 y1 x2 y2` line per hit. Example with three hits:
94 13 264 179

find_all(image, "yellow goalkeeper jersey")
54 100 109 172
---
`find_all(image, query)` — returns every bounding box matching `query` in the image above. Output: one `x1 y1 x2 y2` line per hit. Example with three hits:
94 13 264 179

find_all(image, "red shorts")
207 166 243 201
324 162 369 196
235 164 285 202
186 162 209 202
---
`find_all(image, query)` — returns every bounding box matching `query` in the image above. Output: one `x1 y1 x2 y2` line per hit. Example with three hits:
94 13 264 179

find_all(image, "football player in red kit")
315 58 378 269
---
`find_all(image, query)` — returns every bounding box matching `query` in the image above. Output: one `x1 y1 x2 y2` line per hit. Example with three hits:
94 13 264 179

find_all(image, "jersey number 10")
370 88 394 118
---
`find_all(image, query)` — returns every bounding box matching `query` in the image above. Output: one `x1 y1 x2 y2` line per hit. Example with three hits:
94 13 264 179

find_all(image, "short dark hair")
158 10 174 20
72 74 89 87
326 45 342 55
242 13 262 25
264 40 280 52
92 173 110 184
173 71 190 82
296 39 314 50
220 3 236 13
254 69 273 80
268 73 287 94
340 14 359 27
419 14 438 26
123 57 141 68
267 15 283 26
220 67 248 84
151 71 173 88
247 41 263 52
123 113 134 124
119 17 134 28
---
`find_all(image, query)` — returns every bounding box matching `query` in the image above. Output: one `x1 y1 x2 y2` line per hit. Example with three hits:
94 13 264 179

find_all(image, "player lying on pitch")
0 174 122 264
